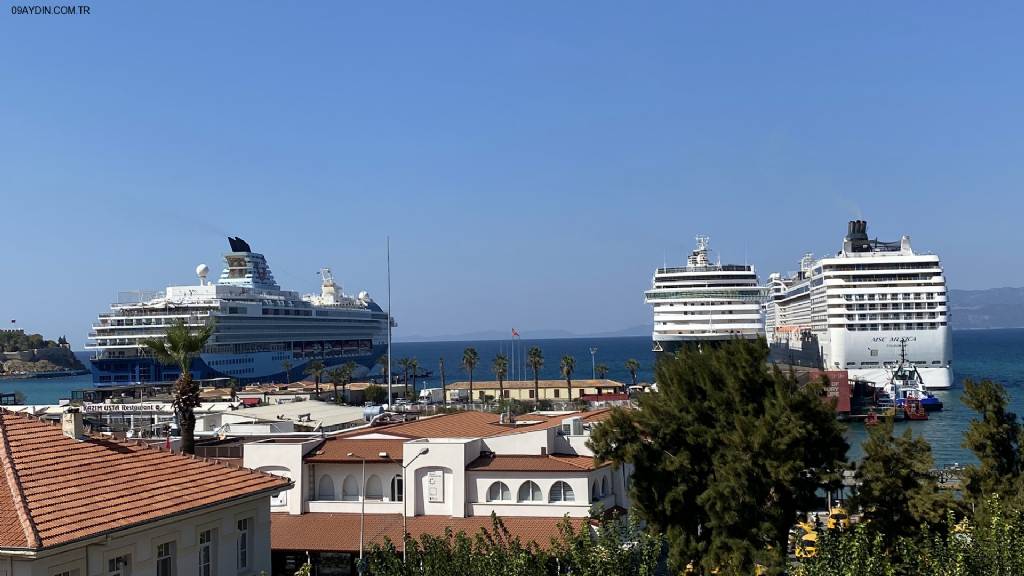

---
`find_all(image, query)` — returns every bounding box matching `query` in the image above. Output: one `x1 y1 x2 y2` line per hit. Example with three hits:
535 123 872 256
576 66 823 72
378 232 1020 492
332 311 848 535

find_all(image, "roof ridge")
0 411 42 548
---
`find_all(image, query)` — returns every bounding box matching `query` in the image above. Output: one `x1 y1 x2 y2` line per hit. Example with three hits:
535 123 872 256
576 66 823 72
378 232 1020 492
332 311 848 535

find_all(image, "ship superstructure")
645 236 766 354
764 221 952 390
86 237 391 385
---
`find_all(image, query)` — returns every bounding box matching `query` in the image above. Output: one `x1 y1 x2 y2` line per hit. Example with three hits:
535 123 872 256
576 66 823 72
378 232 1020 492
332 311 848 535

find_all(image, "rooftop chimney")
62 408 84 441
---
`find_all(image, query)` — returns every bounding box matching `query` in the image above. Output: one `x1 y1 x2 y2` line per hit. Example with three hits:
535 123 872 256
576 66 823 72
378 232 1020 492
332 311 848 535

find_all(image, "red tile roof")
466 454 607 472
306 438 408 463
271 513 584 552
0 410 292 551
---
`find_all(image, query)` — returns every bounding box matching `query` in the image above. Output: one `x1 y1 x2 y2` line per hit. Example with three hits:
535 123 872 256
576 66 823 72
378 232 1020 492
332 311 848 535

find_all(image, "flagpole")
386 236 393 407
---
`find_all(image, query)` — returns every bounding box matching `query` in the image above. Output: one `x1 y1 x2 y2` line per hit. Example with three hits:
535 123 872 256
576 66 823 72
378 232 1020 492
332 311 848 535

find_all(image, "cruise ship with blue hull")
86 238 391 386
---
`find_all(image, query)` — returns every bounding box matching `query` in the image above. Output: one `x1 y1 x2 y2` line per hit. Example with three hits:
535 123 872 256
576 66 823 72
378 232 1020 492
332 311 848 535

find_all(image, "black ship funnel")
845 220 871 252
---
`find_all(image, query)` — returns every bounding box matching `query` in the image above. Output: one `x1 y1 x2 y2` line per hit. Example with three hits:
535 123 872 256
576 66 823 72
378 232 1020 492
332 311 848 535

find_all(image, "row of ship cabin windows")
845 313 942 321
839 302 942 311
846 323 947 331
843 292 944 301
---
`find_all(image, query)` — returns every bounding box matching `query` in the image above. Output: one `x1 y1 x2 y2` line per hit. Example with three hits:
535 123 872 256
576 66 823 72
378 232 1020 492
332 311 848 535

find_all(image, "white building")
0 409 290 576
242 408 630 574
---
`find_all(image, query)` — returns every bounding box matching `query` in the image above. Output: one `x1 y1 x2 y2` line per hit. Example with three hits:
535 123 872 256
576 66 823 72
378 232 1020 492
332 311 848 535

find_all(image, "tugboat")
885 339 943 412
903 397 929 421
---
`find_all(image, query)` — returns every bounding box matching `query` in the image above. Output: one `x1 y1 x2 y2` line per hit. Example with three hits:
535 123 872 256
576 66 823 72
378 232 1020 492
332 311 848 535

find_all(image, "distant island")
949 287 1024 330
0 329 88 379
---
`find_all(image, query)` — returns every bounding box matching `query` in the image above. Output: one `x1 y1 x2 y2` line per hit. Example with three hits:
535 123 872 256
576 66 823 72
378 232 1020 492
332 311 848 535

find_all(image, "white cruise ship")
764 221 952 390
86 237 391 386
645 236 766 354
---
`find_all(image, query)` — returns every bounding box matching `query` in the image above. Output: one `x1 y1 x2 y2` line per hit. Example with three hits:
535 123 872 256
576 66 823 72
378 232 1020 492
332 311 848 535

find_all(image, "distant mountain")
950 287 1024 330
397 324 652 343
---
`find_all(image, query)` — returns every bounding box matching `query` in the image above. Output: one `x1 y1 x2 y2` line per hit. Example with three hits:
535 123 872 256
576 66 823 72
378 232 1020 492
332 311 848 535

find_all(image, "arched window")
550 481 575 502
517 481 542 502
591 482 600 502
317 475 335 500
342 475 360 501
486 481 511 502
601 476 609 496
366 475 383 500
390 475 403 502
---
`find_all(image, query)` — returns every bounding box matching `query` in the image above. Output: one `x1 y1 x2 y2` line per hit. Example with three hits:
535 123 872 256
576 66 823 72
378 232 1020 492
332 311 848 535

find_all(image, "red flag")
511 328 519 338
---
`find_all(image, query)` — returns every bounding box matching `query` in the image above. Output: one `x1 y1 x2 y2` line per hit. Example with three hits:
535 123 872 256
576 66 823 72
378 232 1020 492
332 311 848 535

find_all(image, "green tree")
625 358 640 386
365 384 388 405
595 363 608 379
560 355 575 402
377 353 390 381
397 357 411 398
281 359 293 384
304 359 325 397
408 358 419 398
588 339 848 574
462 347 479 402
852 416 951 540
143 319 215 455
326 362 356 404
527 346 544 403
492 353 509 402
961 378 1024 510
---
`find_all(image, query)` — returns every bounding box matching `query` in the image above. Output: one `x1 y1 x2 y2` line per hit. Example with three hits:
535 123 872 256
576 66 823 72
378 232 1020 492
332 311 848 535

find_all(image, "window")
198 529 216 576
108 554 131 576
550 481 575 502
390 475 403 502
157 541 176 576
237 518 251 572
592 482 600 502
601 476 608 496
366 475 383 500
317 475 335 500
528 389 535 399
518 481 542 502
554 389 560 398
486 481 511 502
342 475 360 501
53 570 81 576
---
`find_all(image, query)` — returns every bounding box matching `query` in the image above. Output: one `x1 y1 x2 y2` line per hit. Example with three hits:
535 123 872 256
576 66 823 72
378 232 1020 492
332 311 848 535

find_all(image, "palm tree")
281 359 293 384
327 362 357 404
560 355 576 403
625 358 640 386
377 353 390 383
305 360 325 398
408 358 419 398
462 347 479 403
595 363 609 398
143 319 215 455
527 346 544 403
397 357 411 399
439 357 447 407
492 354 509 402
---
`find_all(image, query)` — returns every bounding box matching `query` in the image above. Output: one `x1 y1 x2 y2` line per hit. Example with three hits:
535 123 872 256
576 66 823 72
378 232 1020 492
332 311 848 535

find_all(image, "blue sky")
3 1 1023 347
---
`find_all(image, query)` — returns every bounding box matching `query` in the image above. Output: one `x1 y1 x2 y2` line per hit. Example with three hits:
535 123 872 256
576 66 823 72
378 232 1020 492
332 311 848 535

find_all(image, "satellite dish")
196 264 210 285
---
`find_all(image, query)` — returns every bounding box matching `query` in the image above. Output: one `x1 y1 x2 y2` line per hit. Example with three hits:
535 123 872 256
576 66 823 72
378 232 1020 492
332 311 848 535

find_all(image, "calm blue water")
4 330 1023 466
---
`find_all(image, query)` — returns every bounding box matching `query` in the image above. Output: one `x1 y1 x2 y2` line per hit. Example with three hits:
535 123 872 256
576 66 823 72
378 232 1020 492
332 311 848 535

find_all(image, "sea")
3 329 1023 467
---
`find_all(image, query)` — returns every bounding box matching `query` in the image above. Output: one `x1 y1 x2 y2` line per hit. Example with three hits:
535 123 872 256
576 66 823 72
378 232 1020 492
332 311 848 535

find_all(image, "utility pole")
386 236 393 407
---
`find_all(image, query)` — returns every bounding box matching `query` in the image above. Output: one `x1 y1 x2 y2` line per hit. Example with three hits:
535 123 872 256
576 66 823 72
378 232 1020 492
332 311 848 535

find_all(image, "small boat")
904 397 928 421
886 340 943 411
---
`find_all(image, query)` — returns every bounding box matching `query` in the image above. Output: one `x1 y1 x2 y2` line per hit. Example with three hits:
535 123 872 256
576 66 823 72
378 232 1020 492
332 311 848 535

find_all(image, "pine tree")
961 378 1024 510
588 339 847 574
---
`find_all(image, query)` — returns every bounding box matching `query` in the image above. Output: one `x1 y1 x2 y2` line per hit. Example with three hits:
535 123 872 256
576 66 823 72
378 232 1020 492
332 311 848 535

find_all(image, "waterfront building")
0 409 290 576
241 408 629 574
645 236 766 355
86 237 392 386
764 220 952 390
442 378 626 403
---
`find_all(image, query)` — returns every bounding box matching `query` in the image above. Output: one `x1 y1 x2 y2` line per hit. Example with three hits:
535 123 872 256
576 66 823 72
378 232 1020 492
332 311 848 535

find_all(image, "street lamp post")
400 447 430 564
347 452 367 574
590 347 598 380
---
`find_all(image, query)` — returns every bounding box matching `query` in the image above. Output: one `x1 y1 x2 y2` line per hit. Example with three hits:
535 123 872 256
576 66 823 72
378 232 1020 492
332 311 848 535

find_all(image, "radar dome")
196 264 210 278
358 291 371 301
